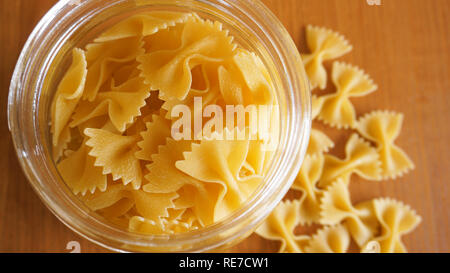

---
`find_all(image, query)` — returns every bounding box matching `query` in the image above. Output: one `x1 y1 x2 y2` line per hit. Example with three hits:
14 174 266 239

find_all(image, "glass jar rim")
8 0 311 252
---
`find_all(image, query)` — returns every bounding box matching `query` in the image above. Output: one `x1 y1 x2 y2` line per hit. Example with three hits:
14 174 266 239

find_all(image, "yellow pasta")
316 62 378 128
57 143 107 195
71 77 151 132
220 49 274 105
84 128 142 189
356 111 415 179
135 114 172 161
95 12 194 42
306 128 334 157
303 224 350 253
255 200 309 253
51 48 87 150
319 133 381 187
143 138 201 194
311 95 325 120
83 183 178 227
83 36 145 101
320 179 378 247
138 18 236 101
302 25 353 90
53 125 72 161
176 132 263 222
371 198 421 253
291 154 324 224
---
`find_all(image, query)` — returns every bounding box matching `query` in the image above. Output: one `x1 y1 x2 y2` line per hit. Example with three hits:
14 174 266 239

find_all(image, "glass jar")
8 0 311 252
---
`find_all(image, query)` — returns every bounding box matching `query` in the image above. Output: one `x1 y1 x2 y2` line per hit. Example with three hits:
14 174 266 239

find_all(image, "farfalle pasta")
95 12 195 42
356 111 415 179
49 11 279 236
255 200 309 253
254 24 421 253
303 224 350 253
320 179 378 247
291 154 324 224
371 198 421 253
316 62 378 128
302 25 353 90
319 133 381 187
137 17 237 101
306 129 334 157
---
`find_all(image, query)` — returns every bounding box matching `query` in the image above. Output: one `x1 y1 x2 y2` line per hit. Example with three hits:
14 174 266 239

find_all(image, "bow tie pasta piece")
83 36 145 101
219 49 274 106
255 200 309 253
317 62 378 128
319 134 381 187
95 12 195 42
71 77 151 132
132 190 179 223
306 129 334 157
83 183 178 226
292 154 325 224
320 179 378 247
84 128 142 189
161 63 222 120
303 224 351 253
372 198 421 253
57 143 107 195
302 25 353 90
175 133 263 221
356 111 415 179
143 138 218 227
51 48 87 155
137 18 237 101
135 114 172 161
143 138 202 194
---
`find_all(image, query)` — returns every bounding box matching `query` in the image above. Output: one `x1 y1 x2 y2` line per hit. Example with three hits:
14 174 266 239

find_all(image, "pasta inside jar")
51 11 280 235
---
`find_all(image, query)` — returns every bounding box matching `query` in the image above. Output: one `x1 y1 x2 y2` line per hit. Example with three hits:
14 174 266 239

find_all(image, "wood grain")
0 0 448 253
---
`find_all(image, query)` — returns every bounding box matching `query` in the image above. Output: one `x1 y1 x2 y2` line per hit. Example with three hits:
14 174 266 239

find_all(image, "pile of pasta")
255 25 421 253
50 12 277 235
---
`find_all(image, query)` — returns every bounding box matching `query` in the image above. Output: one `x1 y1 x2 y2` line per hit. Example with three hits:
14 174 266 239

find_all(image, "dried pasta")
291 154 324 224
137 18 236 100
95 12 195 42
356 111 415 179
316 62 378 128
51 48 87 149
50 11 276 236
255 200 309 253
57 143 107 195
320 179 378 247
83 37 145 101
371 198 421 253
303 224 350 253
306 129 334 157
302 25 353 90
85 128 142 189
255 24 420 254
176 132 263 222
319 133 381 187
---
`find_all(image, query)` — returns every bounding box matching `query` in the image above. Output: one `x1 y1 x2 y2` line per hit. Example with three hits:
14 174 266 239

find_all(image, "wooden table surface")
0 0 448 253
